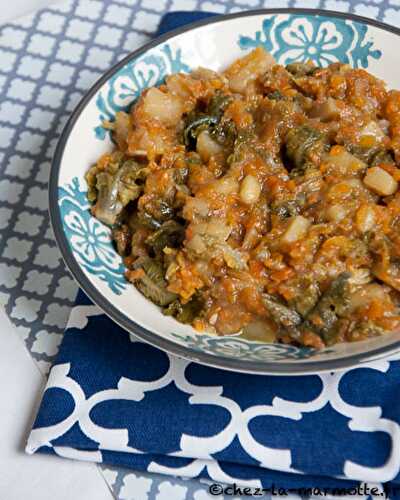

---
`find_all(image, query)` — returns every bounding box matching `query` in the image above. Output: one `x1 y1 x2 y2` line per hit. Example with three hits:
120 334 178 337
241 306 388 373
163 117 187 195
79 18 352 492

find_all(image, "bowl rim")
49 7 400 375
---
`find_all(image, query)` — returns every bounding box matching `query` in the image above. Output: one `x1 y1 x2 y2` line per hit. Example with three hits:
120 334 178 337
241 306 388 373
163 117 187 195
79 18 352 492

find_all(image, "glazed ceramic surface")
50 9 400 374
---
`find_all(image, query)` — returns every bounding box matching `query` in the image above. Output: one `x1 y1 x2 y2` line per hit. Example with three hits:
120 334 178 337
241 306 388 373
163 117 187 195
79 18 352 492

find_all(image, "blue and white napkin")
27 289 400 493
26 11 400 496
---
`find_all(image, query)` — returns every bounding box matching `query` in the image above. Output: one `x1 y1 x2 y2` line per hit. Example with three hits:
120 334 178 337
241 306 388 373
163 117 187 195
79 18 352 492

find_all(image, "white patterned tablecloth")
1 0 400 498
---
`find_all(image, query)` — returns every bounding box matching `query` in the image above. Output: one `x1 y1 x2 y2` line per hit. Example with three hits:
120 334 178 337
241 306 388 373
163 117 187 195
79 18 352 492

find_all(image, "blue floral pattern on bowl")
59 177 127 294
239 15 381 67
94 44 190 139
169 332 334 360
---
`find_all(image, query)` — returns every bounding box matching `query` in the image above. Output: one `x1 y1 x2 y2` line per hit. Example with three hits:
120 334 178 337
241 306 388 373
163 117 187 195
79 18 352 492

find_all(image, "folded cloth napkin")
27 12 400 496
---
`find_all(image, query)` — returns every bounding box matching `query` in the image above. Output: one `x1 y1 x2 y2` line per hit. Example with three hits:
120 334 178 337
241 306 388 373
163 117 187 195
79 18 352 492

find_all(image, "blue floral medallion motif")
58 177 127 294
239 15 381 68
94 44 190 139
170 332 332 360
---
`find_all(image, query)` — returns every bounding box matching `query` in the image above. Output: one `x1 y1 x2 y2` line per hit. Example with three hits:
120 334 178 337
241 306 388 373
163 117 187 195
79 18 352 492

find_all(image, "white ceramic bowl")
50 8 400 374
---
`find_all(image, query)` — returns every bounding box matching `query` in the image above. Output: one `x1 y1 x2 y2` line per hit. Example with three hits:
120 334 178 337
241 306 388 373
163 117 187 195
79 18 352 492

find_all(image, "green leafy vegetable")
290 281 320 317
184 113 218 148
370 149 395 166
286 62 316 77
112 224 132 256
262 293 302 340
303 272 351 343
91 159 148 226
163 294 205 323
138 200 175 229
146 220 185 256
267 90 284 100
286 125 329 172
270 199 300 218
93 171 124 226
132 257 177 306
183 92 234 148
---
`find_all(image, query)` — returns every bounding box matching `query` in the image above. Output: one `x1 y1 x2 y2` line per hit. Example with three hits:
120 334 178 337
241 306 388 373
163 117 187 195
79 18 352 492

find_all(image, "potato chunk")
142 88 183 126
355 204 376 233
239 175 261 204
310 97 340 121
196 130 223 162
224 47 275 94
325 204 347 223
360 121 385 142
324 148 365 176
363 166 398 196
281 216 311 244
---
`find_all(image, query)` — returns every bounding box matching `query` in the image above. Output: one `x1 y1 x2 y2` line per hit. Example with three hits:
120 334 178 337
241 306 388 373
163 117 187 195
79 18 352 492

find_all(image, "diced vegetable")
349 283 386 310
186 219 232 258
286 61 316 76
360 121 385 143
186 234 207 254
372 261 400 292
325 204 347 223
112 224 132 256
304 273 351 343
163 294 205 323
309 97 340 121
113 111 131 148
183 197 210 219
323 149 366 176
348 268 371 286
145 220 184 255
241 320 277 342
349 123 386 163
128 257 177 306
190 67 223 81
262 294 302 340
286 125 329 172
212 176 239 195
290 281 320 316
349 321 387 340
363 166 398 196
239 175 261 204
142 88 183 126
224 47 275 93
281 216 311 244
221 245 248 270
355 204 376 233
196 130 223 161
191 220 231 241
